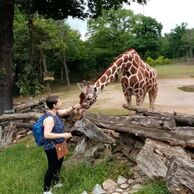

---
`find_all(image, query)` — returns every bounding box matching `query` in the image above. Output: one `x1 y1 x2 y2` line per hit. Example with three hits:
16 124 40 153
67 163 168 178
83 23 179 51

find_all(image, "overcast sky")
67 0 194 40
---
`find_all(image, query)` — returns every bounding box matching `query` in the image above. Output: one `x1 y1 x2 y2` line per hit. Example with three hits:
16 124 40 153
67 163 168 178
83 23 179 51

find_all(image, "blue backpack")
32 114 48 146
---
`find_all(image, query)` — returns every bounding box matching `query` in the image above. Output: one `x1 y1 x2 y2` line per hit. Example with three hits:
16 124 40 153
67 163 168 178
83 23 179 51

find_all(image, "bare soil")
56 78 194 115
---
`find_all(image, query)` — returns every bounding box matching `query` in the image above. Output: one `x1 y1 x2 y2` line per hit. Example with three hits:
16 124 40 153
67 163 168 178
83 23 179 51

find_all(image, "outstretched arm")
58 104 81 117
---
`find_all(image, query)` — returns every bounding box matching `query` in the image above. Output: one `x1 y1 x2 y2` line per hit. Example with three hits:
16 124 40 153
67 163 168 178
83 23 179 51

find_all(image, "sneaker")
53 182 63 188
43 190 53 194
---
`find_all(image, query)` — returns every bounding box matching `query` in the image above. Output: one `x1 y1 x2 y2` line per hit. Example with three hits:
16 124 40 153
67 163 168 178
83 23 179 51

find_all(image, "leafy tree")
165 23 187 59
14 7 42 96
31 0 147 19
86 8 163 76
161 23 194 60
14 9 85 94
87 8 135 72
131 15 163 59
181 28 194 58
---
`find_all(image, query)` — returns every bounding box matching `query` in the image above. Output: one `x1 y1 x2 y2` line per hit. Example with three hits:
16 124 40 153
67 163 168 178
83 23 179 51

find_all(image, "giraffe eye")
87 97 92 100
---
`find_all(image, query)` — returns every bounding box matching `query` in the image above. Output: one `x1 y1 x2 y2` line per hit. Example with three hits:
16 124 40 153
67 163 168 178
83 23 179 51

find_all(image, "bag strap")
43 112 57 145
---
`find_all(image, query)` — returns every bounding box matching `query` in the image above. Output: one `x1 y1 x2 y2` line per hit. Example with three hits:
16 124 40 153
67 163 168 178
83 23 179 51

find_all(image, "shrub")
146 56 171 66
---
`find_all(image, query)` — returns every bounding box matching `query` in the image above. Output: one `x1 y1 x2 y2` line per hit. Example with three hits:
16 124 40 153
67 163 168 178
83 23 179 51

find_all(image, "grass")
154 63 194 79
89 107 129 115
0 136 130 194
136 180 171 194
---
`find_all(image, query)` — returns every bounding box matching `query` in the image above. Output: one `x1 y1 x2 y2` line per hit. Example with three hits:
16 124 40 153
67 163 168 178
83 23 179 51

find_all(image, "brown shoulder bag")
55 142 69 160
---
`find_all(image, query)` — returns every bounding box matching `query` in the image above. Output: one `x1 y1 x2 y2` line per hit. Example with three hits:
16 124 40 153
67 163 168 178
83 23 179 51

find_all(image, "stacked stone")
81 173 147 194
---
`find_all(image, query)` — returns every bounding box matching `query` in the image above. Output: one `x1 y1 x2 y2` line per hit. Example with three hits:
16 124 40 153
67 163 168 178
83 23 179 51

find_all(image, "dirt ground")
57 78 194 115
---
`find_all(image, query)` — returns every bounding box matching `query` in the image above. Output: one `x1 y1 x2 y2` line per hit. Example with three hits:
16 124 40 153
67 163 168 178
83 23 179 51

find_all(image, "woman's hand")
63 132 72 140
58 104 82 117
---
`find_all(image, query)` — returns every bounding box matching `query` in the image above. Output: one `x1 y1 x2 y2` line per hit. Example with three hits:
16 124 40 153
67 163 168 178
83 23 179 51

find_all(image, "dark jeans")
44 148 64 191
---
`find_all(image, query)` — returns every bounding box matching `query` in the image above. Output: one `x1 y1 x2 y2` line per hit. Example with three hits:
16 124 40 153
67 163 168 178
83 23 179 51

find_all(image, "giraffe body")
79 49 158 110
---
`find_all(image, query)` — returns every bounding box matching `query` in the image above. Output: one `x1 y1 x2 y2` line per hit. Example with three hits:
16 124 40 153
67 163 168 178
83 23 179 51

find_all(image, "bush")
146 56 171 66
16 64 44 96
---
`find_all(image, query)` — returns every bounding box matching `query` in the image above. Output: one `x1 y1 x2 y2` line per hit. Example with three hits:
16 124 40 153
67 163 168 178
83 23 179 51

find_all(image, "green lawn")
0 137 130 194
154 63 194 79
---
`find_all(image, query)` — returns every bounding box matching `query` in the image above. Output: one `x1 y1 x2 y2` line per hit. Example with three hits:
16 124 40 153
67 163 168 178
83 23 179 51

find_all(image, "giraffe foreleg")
136 95 144 108
135 89 146 108
124 91 132 107
149 88 158 110
122 87 132 108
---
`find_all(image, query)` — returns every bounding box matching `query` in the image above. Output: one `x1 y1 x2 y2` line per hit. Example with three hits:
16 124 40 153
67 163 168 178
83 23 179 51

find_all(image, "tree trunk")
40 48 50 92
62 54 70 89
60 64 64 84
123 105 194 127
0 0 14 114
58 20 70 89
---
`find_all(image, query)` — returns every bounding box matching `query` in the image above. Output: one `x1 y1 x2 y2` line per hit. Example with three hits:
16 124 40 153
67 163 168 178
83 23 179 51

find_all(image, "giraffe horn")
77 83 84 91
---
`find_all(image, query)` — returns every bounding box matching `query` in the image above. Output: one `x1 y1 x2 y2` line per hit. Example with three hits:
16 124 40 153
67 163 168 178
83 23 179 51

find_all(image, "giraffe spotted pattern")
78 48 158 110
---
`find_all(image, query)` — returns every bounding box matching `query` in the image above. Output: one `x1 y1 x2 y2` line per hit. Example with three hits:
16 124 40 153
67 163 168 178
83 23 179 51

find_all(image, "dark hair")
45 95 59 109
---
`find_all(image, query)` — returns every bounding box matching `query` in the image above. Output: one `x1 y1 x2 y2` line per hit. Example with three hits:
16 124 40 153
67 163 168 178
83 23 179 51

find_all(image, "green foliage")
131 15 163 59
146 56 171 66
181 28 194 58
14 7 89 93
0 137 45 194
16 64 44 96
61 160 129 194
86 8 164 73
28 0 147 19
86 8 136 72
163 23 188 59
136 180 170 194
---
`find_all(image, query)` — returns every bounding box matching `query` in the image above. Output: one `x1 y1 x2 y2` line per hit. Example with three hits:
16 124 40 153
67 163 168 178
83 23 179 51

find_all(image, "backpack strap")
44 112 57 126
43 112 58 145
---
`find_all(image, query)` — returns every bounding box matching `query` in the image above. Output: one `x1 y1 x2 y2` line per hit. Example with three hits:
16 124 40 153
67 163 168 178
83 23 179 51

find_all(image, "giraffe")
78 48 158 111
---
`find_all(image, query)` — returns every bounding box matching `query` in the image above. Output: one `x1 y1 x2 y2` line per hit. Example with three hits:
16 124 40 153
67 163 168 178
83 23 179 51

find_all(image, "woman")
42 95 81 194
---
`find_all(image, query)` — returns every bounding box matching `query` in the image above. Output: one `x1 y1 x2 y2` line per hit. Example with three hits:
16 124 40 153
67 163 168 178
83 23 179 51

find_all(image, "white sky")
67 0 194 40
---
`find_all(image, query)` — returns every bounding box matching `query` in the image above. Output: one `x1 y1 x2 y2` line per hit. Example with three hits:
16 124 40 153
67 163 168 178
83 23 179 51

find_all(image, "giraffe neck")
94 49 134 94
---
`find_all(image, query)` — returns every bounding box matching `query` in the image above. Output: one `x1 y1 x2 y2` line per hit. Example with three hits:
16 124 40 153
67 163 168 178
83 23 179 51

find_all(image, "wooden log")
136 139 191 179
71 118 115 144
117 133 144 162
1 111 194 148
0 112 42 122
0 121 33 128
13 98 45 113
85 113 194 148
123 104 194 127
166 157 194 194
86 112 176 130
0 123 15 147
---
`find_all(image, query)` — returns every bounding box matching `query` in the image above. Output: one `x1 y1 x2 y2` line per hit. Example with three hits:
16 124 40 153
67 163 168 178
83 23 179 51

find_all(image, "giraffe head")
78 80 97 109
